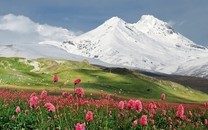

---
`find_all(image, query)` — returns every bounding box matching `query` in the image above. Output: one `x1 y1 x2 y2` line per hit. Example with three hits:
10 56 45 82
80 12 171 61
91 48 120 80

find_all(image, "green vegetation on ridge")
0 57 208 103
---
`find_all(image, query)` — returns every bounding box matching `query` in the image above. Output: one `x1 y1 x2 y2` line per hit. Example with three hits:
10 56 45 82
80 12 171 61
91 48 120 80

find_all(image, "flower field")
0 58 208 129
0 87 208 129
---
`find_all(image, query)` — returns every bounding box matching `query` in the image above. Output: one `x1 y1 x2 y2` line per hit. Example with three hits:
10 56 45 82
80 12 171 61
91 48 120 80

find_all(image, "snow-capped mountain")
1 14 208 78
49 15 208 77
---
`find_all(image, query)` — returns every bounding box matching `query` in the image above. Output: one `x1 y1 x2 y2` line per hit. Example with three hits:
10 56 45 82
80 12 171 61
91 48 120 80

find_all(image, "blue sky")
0 0 207 45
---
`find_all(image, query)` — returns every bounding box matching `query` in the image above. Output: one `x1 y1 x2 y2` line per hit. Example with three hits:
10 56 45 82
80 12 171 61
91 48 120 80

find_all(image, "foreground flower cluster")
0 88 208 129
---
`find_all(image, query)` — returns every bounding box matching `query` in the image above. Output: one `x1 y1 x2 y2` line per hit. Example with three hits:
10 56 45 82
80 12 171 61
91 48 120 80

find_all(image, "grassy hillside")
0 57 208 103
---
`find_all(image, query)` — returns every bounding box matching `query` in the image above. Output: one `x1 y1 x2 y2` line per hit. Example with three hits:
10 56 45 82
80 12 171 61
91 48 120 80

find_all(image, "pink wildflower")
148 102 154 110
85 111 93 122
15 106 21 113
53 74 58 82
44 103 56 112
118 101 125 110
74 78 81 85
132 120 138 126
75 123 85 130
140 115 148 126
127 99 135 110
204 119 208 125
75 87 84 97
11 115 15 121
40 90 47 99
62 91 68 97
135 100 142 113
176 104 184 119
105 94 110 100
29 95 38 108
161 93 166 100
162 110 166 116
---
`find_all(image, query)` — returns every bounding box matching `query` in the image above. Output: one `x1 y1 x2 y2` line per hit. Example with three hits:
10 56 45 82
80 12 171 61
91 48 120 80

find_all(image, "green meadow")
0 57 207 103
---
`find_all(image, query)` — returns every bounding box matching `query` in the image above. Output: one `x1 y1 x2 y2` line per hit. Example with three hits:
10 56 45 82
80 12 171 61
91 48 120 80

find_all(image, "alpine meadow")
0 1 208 129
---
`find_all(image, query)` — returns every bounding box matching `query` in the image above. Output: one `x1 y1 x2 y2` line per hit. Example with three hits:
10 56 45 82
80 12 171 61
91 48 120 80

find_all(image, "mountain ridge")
53 15 208 78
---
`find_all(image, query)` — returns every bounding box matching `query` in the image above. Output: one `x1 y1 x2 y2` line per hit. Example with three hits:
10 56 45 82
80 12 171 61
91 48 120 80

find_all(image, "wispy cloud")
0 14 74 44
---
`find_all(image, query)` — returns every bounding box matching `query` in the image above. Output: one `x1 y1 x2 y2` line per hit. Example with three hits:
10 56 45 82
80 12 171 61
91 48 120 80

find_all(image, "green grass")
0 57 208 103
